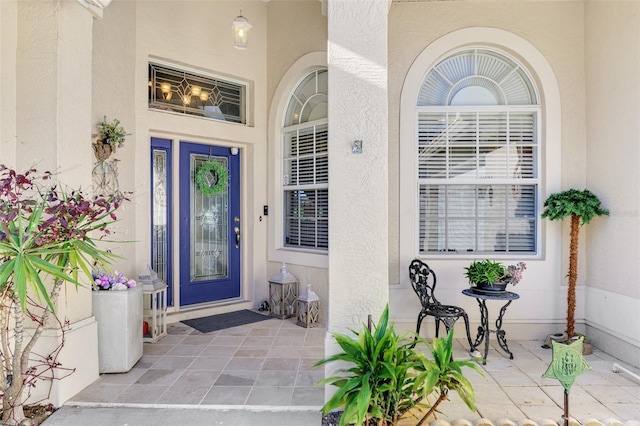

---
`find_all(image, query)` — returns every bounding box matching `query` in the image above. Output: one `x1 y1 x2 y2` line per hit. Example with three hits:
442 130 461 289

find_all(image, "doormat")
181 310 272 334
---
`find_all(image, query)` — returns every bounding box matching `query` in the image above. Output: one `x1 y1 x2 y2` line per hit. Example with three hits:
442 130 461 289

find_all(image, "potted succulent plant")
464 260 526 294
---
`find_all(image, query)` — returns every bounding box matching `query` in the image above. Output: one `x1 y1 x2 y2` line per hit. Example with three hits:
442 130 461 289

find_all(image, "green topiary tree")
541 189 609 338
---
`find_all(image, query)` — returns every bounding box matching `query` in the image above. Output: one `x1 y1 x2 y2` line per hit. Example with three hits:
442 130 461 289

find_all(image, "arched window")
282 69 328 250
416 48 540 255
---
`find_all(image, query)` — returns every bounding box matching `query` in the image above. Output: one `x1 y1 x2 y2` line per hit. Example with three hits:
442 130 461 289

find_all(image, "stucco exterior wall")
13 0 95 324
2 1 639 399
0 0 17 165
327 0 390 331
1 0 100 406
92 0 137 280
15 0 59 170
266 2 329 320
92 0 270 315
585 0 640 300
385 1 640 365
388 1 586 337
584 0 640 363
266 0 327 108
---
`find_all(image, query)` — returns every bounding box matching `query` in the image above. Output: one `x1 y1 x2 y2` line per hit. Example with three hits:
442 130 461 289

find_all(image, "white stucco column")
15 0 93 184
1 1 18 164
16 0 94 323
326 0 390 332
12 0 99 406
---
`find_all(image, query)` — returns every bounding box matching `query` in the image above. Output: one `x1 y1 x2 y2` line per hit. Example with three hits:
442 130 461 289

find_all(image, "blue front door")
179 142 241 306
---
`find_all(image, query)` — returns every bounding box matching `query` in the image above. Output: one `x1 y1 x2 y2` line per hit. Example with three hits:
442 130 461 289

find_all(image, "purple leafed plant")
0 164 129 424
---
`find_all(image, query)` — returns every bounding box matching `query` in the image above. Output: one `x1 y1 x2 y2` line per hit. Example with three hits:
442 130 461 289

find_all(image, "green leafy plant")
464 260 507 286
195 160 228 197
315 306 423 426
412 329 484 425
464 260 526 287
541 188 609 338
315 307 481 426
97 116 130 148
0 165 123 424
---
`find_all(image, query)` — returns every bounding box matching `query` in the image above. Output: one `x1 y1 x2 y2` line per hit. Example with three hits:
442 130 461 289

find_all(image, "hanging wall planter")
93 116 130 162
195 160 228 196
93 140 114 161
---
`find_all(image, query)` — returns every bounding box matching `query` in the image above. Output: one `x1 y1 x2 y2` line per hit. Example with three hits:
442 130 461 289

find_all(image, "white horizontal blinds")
283 124 328 186
419 183 536 254
282 123 328 250
419 111 537 179
282 68 328 251
284 189 328 249
509 112 537 178
416 109 538 254
417 112 446 179
416 48 539 255
418 185 444 253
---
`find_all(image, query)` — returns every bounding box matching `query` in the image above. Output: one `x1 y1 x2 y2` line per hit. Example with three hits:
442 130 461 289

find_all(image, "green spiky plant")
0 165 122 424
541 189 609 338
315 307 422 425
464 260 507 286
413 329 483 425
315 307 481 426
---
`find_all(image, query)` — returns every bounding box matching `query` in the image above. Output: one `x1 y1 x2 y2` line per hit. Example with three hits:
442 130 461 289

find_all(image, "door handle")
234 226 240 249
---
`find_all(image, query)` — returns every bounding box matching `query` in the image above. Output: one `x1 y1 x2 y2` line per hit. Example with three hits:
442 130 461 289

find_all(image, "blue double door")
179 142 241 306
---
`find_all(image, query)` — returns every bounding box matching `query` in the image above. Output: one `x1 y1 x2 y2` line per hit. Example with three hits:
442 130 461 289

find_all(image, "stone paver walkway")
64 316 640 424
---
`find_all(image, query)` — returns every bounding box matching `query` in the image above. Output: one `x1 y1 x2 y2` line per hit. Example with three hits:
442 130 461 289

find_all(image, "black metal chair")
409 259 474 349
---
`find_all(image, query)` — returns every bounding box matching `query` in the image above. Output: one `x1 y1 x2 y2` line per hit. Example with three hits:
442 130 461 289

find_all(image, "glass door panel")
179 142 240 306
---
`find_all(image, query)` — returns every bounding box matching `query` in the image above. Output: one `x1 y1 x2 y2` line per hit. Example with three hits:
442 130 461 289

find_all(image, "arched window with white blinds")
282 69 328 251
416 48 540 255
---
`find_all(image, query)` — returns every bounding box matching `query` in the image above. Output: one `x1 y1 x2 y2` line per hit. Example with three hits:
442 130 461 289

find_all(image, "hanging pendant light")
231 9 252 50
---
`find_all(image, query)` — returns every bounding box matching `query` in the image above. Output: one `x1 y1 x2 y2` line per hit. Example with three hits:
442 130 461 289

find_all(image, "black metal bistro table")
462 288 519 365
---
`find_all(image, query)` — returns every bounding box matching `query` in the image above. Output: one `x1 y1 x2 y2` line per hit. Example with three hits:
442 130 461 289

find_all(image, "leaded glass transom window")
149 61 247 124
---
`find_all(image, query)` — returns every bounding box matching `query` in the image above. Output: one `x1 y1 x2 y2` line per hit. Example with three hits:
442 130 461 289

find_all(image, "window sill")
269 247 328 269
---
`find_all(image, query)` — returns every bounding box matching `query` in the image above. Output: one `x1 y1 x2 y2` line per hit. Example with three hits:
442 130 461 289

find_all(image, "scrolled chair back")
409 259 440 307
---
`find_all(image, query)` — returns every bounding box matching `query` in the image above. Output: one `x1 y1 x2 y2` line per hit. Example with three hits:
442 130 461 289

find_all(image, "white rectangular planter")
92 285 143 373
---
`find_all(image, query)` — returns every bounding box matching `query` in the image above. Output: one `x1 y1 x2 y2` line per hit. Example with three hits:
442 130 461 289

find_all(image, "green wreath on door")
195 160 228 197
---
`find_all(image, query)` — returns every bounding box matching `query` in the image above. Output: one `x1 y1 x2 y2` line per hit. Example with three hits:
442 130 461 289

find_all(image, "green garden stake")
542 337 591 426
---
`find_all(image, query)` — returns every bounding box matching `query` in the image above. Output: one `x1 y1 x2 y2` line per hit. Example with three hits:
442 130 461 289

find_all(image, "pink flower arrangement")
505 262 527 286
92 270 136 291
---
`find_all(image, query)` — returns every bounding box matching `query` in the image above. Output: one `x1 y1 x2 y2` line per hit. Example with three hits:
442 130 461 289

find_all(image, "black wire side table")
462 288 520 365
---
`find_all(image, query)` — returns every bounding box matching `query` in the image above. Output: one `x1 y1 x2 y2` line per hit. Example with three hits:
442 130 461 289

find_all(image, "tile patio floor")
68 316 640 424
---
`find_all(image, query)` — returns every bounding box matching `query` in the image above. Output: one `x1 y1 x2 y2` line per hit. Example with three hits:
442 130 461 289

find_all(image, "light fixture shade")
160 82 172 101
231 15 252 50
